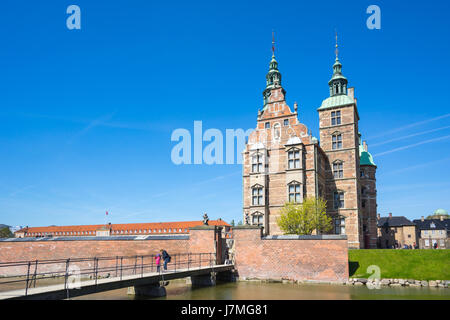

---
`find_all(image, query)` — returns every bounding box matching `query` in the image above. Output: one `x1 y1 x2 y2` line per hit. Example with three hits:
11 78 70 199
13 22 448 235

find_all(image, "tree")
276 197 332 235
0 227 14 238
230 219 235 227
237 220 243 226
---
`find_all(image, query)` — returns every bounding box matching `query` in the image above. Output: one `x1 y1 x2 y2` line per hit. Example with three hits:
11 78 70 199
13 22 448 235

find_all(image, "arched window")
333 160 343 179
288 181 301 203
287 148 300 169
251 185 264 206
273 123 281 140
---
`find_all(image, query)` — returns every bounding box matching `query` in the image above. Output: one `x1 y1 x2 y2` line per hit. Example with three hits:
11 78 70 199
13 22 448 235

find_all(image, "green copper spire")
328 32 348 97
263 31 284 106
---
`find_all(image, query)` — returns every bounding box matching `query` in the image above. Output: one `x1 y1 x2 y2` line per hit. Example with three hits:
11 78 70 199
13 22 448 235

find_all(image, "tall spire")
263 31 284 106
335 30 339 59
328 30 348 97
272 30 275 57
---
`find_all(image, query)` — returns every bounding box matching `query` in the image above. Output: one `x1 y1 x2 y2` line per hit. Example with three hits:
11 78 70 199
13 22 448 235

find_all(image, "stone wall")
233 226 349 283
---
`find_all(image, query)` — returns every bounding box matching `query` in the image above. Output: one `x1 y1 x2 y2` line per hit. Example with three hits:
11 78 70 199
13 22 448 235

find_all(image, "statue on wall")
245 212 250 225
202 213 209 225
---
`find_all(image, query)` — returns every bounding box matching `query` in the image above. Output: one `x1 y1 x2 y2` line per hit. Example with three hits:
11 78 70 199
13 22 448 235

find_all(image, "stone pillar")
189 226 222 265
191 272 216 287
127 282 166 297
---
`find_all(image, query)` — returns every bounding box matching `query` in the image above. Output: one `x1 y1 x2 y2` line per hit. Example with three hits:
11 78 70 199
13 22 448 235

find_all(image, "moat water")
72 280 450 300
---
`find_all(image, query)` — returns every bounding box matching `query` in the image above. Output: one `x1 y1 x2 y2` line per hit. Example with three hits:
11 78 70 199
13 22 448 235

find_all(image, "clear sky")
0 0 449 227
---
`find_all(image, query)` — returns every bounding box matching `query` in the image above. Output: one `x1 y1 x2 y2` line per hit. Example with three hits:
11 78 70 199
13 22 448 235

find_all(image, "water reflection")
72 280 450 300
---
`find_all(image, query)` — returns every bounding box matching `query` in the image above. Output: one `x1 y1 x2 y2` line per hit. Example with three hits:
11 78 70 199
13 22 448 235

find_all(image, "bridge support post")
191 272 216 287
216 270 236 282
127 282 166 297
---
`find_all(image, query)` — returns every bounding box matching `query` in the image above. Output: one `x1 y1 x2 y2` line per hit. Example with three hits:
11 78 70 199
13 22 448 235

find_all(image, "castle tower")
317 41 363 248
242 36 377 248
242 37 321 235
359 135 378 248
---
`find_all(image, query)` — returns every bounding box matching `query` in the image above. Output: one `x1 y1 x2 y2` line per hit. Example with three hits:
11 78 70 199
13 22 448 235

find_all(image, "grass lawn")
348 249 450 280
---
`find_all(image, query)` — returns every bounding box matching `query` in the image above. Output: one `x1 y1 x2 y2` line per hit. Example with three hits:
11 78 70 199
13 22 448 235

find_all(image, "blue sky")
0 0 449 227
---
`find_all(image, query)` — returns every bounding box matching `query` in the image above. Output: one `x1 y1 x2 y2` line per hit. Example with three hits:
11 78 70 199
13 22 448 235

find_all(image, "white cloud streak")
368 113 450 140
373 134 450 157
370 125 450 147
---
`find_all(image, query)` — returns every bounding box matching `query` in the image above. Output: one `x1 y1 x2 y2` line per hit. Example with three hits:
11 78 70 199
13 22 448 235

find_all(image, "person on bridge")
155 253 161 273
161 249 171 271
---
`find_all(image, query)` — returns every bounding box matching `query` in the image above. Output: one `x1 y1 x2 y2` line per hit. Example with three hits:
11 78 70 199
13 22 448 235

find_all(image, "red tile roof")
16 220 230 237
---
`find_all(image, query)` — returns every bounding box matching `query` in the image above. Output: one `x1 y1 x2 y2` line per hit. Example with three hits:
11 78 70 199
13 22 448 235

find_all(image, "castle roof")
377 216 415 228
15 220 230 237
413 219 449 232
318 94 355 111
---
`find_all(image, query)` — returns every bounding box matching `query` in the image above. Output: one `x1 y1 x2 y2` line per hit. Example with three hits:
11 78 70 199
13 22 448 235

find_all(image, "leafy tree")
276 197 332 235
230 219 235 227
237 220 243 226
0 227 14 238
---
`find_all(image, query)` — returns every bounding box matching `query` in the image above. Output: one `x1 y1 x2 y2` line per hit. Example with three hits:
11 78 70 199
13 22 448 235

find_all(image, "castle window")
252 185 264 206
332 134 343 150
331 111 341 126
252 153 263 173
265 122 270 129
273 123 281 140
360 170 365 178
362 200 366 208
288 182 301 203
361 187 366 195
252 212 264 227
333 161 343 179
284 119 289 126
288 148 301 169
334 217 345 235
334 191 345 209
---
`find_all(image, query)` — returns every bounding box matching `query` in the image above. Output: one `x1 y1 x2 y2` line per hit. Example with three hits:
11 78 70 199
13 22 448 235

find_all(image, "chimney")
421 216 424 222
363 141 368 152
389 213 392 218
348 87 355 99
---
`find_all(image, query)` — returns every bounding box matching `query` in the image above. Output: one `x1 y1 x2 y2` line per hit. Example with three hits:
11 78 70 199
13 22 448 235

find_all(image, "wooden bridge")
0 253 234 300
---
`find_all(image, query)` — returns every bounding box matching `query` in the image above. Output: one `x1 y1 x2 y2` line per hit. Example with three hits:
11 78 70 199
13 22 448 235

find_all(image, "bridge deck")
0 264 234 300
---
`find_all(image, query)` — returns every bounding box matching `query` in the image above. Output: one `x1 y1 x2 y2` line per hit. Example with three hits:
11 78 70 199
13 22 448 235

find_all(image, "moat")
72 280 450 300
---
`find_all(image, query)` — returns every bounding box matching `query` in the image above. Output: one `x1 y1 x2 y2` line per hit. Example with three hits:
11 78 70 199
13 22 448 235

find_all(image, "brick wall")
0 228 222 277
233 226 349 283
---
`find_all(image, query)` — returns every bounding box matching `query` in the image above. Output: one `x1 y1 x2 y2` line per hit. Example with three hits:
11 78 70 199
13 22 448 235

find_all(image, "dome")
434 209 448 215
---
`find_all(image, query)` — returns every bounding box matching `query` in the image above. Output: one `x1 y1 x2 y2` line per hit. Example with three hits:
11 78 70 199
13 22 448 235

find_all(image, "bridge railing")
0 252 215 296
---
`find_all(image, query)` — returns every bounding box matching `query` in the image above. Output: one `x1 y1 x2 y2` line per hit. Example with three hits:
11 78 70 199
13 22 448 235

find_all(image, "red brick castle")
242 39 377 249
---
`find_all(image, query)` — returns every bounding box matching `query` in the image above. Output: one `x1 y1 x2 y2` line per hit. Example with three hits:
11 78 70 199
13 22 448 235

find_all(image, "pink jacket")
155 254 161 265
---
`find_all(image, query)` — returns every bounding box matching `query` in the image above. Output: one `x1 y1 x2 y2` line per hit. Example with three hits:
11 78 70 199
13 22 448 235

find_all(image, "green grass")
348 249 450 281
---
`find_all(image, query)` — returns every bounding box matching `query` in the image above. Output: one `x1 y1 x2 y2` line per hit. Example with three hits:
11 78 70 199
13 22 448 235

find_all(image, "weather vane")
272 30 275 56
335 29 339 58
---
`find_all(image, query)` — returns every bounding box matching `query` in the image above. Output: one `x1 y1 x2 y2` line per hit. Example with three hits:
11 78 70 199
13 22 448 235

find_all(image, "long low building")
14 219 230 238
